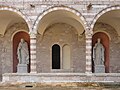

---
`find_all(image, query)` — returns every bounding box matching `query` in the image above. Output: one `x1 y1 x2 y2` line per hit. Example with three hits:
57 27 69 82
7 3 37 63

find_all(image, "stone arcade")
0 0 120 83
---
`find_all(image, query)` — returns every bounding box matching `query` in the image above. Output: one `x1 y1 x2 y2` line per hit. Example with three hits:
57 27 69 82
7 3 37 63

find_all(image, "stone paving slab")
0 82 120 90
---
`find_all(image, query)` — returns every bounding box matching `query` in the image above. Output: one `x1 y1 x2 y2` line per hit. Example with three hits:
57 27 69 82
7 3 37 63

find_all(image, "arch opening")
92 8 120 36
35 7 86 73
0 9 29 36
91 7 120 73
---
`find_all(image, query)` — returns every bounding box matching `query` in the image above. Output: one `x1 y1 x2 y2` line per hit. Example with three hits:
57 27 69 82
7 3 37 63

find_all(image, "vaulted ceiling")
37 10 85 36
0 10 26 35
96 10 120 36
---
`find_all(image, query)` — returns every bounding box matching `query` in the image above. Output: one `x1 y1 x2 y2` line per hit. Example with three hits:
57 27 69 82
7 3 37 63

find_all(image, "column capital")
30 33 37 38
85 31 93 38
85 27 93 35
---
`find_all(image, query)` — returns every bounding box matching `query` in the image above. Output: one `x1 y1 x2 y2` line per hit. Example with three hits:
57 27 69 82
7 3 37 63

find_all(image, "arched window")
62 44 70 69
52 44 60 69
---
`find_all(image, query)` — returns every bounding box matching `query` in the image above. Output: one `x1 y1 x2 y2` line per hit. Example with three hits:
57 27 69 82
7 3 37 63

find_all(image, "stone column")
85 32 92 74
30 33 37 73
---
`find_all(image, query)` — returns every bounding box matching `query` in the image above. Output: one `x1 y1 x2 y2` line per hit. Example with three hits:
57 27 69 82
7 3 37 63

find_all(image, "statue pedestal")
95 65 105 73
17 64 28 73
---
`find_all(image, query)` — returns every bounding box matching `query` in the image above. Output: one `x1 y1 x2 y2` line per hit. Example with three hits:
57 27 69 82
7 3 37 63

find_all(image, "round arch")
91 5 120 31
0 6 31 32
11 29 29 41
33 6 87 35
93 31 111 41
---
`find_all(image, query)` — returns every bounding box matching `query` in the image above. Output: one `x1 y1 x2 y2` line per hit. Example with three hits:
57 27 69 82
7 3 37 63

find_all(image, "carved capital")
86 32 92 39
30 33 36 39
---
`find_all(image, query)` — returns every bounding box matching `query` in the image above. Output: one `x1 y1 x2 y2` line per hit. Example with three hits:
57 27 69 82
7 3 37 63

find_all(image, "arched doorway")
92 32 109 73
13 31 30 73
52 44 60 69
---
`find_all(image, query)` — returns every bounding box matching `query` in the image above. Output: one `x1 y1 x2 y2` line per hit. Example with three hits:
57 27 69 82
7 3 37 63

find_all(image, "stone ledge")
2 73 120 83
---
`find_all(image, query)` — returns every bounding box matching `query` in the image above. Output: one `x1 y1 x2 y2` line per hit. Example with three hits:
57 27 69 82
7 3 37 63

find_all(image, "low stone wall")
2 73 120 83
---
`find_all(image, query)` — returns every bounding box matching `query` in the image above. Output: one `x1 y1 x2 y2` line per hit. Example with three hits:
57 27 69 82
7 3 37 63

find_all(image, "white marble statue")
17 38 29 64
93 38 105 65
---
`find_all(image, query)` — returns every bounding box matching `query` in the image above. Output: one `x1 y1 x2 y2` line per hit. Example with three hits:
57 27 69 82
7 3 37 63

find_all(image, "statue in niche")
93 38 105 65
17 38 29 65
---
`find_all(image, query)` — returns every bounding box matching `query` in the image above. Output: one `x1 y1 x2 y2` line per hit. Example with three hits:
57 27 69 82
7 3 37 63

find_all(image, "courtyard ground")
0 82 120 90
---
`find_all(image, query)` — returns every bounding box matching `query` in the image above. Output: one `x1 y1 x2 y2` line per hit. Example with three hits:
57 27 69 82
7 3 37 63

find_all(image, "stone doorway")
92 32 109 73
13 31 30 73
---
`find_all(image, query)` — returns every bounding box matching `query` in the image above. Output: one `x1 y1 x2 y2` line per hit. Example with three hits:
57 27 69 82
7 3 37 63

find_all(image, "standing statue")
93 38 105 65
17 38 29 65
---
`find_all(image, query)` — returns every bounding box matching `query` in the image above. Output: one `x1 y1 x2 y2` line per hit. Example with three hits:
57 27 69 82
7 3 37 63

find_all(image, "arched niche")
62 44 70 69
92 32 109 73
13 31 30 73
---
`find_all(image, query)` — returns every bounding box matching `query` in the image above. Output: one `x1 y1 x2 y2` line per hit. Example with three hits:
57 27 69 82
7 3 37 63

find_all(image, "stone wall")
93 22 120 73
0 23 28 81
36 23 86 73
3 73 120 83
0 22 119 78
0 0 120 82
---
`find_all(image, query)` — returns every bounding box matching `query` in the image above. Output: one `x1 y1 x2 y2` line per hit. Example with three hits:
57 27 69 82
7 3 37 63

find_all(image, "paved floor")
0 86 120 90
0 82 120 90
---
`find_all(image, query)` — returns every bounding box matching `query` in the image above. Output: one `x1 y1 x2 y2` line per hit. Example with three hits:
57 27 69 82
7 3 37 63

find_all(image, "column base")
95 65 105 73
30 71 37 73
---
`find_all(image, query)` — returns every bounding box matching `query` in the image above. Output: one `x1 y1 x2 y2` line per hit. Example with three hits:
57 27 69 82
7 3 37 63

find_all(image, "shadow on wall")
0 74 2 81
